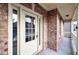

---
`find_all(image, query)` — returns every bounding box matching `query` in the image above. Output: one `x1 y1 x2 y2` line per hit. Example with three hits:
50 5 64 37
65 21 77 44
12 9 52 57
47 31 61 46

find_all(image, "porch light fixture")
66 14 69 17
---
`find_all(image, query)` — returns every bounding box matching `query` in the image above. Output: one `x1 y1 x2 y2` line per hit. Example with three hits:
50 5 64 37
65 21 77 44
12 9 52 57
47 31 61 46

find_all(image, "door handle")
36 35 38 38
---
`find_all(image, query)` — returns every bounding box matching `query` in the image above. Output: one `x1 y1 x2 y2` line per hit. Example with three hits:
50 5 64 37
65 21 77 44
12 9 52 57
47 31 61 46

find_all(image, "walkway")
39 37 73 55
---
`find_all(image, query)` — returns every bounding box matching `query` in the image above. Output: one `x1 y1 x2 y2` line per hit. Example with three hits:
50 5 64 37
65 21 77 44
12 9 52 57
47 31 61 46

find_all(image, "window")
13 9 18 55
25 15 35 42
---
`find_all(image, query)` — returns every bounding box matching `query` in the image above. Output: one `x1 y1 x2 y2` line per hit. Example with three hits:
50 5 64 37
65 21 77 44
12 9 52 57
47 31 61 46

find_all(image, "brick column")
0 3 8 55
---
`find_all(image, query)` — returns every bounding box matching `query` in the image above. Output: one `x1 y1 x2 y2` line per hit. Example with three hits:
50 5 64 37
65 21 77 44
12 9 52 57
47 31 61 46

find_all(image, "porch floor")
39 37 73 55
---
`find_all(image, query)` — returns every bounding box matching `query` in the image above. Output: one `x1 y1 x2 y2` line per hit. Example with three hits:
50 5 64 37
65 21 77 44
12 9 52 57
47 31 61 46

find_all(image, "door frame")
8 3 43 55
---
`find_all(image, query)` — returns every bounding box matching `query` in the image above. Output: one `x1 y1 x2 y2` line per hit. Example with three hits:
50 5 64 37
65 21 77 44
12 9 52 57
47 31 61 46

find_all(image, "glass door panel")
25 15 35 42
12 8 18 55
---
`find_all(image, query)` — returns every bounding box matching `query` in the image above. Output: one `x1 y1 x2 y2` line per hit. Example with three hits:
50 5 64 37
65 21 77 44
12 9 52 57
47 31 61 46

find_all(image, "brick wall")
47 9 64 51
47 9 57 51
21 3 47 15
0 3 8 55
21 3 32 9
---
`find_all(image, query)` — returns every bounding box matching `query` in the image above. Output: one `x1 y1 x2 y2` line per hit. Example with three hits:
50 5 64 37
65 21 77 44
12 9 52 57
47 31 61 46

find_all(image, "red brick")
0 3 8 55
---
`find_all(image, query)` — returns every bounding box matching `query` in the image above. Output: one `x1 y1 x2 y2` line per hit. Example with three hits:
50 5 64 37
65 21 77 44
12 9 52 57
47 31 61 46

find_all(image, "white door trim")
8 4 13 55
8 3 43 55
8 4 20 55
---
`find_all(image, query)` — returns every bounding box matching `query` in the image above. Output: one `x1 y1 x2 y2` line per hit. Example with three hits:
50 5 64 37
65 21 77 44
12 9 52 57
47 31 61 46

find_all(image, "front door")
20 10 38 55
9 4 43 55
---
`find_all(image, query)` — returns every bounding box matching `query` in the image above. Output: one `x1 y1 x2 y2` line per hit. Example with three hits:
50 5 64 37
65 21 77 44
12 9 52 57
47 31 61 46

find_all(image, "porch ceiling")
39 3 77 20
